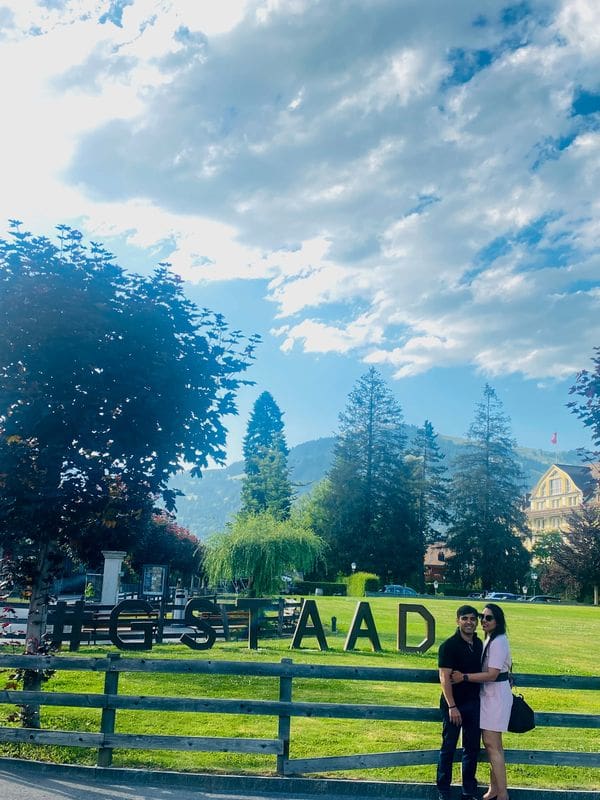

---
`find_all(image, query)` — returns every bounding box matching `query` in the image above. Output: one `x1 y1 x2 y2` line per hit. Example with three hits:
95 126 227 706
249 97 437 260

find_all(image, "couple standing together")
437 603 512 800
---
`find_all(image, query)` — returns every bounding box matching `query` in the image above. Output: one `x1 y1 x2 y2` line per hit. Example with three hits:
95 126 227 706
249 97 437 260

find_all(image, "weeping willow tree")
204 512 325 596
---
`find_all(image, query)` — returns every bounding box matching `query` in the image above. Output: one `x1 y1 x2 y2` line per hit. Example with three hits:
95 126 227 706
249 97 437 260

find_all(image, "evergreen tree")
319 368 419 583
446 385 530 592
407 420 450 545
554 505 600 604
240 391 293 519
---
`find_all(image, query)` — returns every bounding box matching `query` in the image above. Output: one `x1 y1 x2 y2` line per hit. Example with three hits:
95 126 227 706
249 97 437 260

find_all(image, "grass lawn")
0 596 598 790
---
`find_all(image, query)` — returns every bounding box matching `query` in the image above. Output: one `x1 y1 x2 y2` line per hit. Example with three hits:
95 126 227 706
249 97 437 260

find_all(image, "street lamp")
350 562 357 574
531 572 538 595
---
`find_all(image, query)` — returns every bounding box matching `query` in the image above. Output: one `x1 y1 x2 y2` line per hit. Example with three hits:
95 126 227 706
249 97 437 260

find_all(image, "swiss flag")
550 432 557 445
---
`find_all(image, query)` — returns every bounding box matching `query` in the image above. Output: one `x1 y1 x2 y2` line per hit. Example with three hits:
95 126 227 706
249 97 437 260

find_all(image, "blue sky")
1 0 599 461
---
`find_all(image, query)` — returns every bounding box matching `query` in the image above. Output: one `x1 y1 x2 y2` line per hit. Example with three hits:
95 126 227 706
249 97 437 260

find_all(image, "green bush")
292 580 347 596
346 571 380 597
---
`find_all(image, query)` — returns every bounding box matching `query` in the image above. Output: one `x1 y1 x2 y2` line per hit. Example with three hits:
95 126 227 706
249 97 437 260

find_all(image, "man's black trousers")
436 698 481 797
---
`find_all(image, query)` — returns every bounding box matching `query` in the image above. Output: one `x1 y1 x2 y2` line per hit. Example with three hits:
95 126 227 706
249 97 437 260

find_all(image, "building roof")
554 463 600 500
532 463 600 503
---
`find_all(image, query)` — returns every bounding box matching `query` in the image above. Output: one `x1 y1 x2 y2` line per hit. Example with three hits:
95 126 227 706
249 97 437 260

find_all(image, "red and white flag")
550 432 557 445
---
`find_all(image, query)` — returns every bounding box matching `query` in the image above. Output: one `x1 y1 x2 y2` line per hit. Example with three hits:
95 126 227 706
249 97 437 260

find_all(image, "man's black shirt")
438 629 482 705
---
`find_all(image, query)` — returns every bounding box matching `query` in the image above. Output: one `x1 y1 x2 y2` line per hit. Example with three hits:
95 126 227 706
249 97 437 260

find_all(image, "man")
436 604 483 800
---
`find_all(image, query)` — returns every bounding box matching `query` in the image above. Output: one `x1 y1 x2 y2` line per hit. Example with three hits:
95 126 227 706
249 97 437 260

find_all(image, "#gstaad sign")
45 597 436 654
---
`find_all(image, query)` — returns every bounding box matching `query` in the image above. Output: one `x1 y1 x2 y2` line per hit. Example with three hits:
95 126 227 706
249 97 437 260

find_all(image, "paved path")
0 769 333 800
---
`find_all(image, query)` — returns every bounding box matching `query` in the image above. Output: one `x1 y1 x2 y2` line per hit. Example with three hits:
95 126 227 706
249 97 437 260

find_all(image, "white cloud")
2 0 600 385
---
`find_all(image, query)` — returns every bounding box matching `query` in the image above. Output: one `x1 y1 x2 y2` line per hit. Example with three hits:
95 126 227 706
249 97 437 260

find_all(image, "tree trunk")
22 540 54 728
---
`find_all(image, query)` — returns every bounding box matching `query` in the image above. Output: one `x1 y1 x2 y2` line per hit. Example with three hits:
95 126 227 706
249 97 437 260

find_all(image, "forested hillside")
170 429 581 539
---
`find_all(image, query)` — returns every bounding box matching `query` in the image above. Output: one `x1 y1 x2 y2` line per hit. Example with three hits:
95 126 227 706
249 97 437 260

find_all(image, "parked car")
485 591 520 601
381 584 418 597
529 595 560 603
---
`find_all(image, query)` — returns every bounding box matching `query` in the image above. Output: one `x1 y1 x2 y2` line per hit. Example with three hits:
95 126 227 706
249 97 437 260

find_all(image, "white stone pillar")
101 550 127 606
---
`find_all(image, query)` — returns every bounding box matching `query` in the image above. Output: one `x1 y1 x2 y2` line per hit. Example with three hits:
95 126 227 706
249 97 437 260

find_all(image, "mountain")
169 430 583 539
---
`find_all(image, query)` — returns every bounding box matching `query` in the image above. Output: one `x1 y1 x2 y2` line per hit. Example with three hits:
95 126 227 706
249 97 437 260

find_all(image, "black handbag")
508 692 535 733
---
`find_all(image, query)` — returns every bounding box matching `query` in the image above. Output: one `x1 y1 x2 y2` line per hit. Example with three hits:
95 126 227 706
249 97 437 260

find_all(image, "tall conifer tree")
407 420 450 546
240 391 293 519
446 384 530 591
320 368 419 583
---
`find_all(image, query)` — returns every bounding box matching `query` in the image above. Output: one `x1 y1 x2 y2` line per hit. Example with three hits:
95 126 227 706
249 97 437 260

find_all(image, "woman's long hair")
483 603 507 637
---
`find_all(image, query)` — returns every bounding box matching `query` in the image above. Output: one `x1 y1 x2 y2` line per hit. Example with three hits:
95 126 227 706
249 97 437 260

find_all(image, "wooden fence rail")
0 654 598 778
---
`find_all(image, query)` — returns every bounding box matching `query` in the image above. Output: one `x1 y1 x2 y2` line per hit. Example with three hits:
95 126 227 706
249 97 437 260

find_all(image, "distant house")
424 541 454 583
526 463 600 543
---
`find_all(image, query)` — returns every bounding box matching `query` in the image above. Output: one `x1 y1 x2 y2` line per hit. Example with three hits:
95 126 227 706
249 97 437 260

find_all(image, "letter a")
290 599 328 650
344 601 382 652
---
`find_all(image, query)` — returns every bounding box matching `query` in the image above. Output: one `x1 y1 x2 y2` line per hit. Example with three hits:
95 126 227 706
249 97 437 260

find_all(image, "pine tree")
407 420 450 545
319 368 419 583
240 392 293 519
446 385 530 592
554 505 600 604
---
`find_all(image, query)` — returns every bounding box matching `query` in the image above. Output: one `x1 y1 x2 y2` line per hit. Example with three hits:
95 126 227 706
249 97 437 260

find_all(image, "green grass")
1 596 599 790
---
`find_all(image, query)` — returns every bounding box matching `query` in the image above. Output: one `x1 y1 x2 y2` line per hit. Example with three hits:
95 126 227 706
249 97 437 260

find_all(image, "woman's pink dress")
480 634 512 732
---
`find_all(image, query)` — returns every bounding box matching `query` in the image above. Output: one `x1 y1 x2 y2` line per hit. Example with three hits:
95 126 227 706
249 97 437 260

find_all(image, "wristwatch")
463 674 469 682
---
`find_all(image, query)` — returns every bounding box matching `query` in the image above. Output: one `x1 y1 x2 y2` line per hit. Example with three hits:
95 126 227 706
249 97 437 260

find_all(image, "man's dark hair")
456 604 478 618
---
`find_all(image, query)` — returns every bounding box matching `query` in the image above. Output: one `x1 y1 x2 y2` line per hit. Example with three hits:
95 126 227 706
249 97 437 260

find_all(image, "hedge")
346 571 380 597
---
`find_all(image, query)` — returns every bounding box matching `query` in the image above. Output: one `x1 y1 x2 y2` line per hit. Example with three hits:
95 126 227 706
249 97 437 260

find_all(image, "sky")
1 0 599 462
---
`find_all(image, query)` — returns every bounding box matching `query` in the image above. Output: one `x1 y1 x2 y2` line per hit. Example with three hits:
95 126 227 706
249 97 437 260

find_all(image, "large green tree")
406 420 450 546
240 391 293 519
446 384 530 592
204 512 324 596
0 223 256 670
317 368 419 584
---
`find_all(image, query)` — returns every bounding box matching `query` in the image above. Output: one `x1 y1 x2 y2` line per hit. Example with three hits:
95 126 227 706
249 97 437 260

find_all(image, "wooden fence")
0 654 598 781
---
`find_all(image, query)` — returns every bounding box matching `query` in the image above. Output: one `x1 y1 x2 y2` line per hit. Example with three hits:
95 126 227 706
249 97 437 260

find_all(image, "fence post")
277 657 293 776
97 651 121 767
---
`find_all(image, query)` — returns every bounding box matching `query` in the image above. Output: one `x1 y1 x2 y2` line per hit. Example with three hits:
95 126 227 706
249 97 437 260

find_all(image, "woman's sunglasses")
480 614 495 622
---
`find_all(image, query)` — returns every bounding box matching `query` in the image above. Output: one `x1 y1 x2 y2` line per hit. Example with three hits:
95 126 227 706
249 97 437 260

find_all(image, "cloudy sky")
1 0 599 460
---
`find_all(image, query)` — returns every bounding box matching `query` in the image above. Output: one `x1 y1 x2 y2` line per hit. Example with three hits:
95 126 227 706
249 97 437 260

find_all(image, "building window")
536 500 546 510
535 518 544 530
549 478 562 495
551 499 560 508
550 516 560 528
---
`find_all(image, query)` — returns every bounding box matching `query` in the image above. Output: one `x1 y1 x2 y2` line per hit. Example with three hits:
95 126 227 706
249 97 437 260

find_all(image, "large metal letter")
290 599 328 650
180 597 218 650
397 603 435 653
344 601 382 652
109 599 155 651
236 598 272 650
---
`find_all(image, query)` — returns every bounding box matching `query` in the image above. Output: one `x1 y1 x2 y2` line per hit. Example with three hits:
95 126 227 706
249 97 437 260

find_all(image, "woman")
450 603 512 800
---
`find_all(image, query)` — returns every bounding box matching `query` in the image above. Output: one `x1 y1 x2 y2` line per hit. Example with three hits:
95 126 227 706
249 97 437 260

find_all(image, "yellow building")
527 463 600 543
